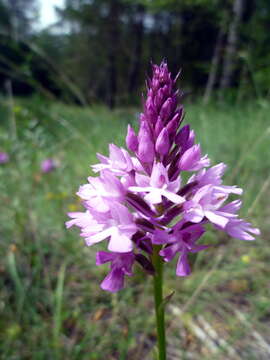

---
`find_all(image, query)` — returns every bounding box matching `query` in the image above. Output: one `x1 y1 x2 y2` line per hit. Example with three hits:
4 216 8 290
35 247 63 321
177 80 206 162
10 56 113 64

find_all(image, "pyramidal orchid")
66 62 260 359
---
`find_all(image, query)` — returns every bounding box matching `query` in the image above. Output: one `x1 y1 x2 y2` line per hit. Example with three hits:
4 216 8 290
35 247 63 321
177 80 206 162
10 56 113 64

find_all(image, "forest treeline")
0 0 269 107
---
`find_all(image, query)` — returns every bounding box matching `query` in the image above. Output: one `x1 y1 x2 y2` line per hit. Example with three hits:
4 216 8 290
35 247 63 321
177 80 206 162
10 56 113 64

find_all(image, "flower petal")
100 268 124 293
176 251 191 276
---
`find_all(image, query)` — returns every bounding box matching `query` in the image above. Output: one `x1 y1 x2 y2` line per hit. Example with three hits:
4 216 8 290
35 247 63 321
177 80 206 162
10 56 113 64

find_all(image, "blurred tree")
106 0 121 108
0 0 38 95
220 0 245 93
57 0 150 106
127 0 222 89
0 0 269 103
0 0 38 40
0 1 12 34
203 0 228 104
128 3 145 94
240 0 270 98
0 0 65 98
203 27 225 103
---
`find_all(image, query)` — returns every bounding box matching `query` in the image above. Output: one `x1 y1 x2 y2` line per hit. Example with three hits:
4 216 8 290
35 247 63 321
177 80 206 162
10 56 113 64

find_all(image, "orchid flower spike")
67 61 260 292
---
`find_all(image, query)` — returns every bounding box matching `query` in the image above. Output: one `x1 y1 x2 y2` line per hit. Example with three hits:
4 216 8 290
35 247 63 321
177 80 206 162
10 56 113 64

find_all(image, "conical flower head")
66 61 260 292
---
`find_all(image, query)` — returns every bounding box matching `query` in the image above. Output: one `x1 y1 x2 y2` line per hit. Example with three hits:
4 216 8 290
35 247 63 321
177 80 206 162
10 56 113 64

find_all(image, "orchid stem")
152 245 166 360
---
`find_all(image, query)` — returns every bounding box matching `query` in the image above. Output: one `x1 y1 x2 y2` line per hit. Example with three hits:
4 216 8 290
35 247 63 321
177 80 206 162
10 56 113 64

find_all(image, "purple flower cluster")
41 158 58 173
0 152 9 164
0 154 59 173
66 62 260 292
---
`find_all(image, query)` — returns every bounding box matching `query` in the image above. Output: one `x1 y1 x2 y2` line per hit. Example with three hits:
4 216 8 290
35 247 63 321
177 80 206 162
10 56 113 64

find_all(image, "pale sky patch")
39 0 65 28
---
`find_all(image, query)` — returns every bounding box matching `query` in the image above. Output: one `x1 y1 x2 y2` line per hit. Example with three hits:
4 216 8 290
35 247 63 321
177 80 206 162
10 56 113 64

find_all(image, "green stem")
152 245 166 360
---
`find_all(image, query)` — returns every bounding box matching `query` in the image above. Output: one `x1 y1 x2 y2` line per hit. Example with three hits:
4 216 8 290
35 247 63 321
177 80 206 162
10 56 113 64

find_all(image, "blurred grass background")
0 96 269 359
1 0 270 358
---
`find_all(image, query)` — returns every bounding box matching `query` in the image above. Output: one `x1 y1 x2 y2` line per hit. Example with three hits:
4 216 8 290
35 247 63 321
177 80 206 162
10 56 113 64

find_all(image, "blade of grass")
247 174 270 216
53 262 66 351
7 250 25 315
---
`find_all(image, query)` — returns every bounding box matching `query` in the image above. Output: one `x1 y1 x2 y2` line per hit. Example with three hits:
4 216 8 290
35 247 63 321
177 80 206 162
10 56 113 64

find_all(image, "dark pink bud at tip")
156 128 170 155
155 88 165 109
152 78 160 91
154 116 164 137
166 113 180 136
175 124 190 146
126 124 138 152
159 98 175 124
162 85 170 98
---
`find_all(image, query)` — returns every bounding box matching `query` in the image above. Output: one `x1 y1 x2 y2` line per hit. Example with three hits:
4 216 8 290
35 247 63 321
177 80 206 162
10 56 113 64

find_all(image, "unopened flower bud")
156 128 170 155
154 116 164 137
175 124 190 146
126 125 138 152
159 98 175 124
137 121 155 163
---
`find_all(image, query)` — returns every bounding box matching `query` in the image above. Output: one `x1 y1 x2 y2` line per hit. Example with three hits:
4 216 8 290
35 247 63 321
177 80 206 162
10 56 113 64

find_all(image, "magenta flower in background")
66 62 260 293
0 152 9 164
41 158 57 173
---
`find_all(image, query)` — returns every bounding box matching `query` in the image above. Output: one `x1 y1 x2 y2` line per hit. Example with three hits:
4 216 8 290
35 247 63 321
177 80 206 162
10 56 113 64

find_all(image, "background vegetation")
0 0 269 359
0 0 270 106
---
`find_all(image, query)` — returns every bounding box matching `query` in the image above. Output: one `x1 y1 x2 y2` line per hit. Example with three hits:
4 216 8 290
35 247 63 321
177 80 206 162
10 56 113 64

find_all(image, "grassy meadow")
0 96 270 359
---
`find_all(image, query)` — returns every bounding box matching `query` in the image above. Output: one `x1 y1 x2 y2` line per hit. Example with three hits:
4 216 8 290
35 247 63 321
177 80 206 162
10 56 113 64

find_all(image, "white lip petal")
85 227 114 246
205 210 229 228
108 229 133 253
214 185 243 195
129 185 185 205
144 190 162 204
91 163 110 172
77 184 95 199
185 208 204 223
128 186 153 192
162 190 185 204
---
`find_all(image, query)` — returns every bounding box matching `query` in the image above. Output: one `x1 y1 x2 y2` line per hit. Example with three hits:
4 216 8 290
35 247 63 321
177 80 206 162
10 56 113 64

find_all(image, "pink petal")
176 252 191 276
220 200 242 214
184 202 204 223
135 173 150 187
100 268 124 292
152 229 169 244
96 251 115 265
111 203 134 225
